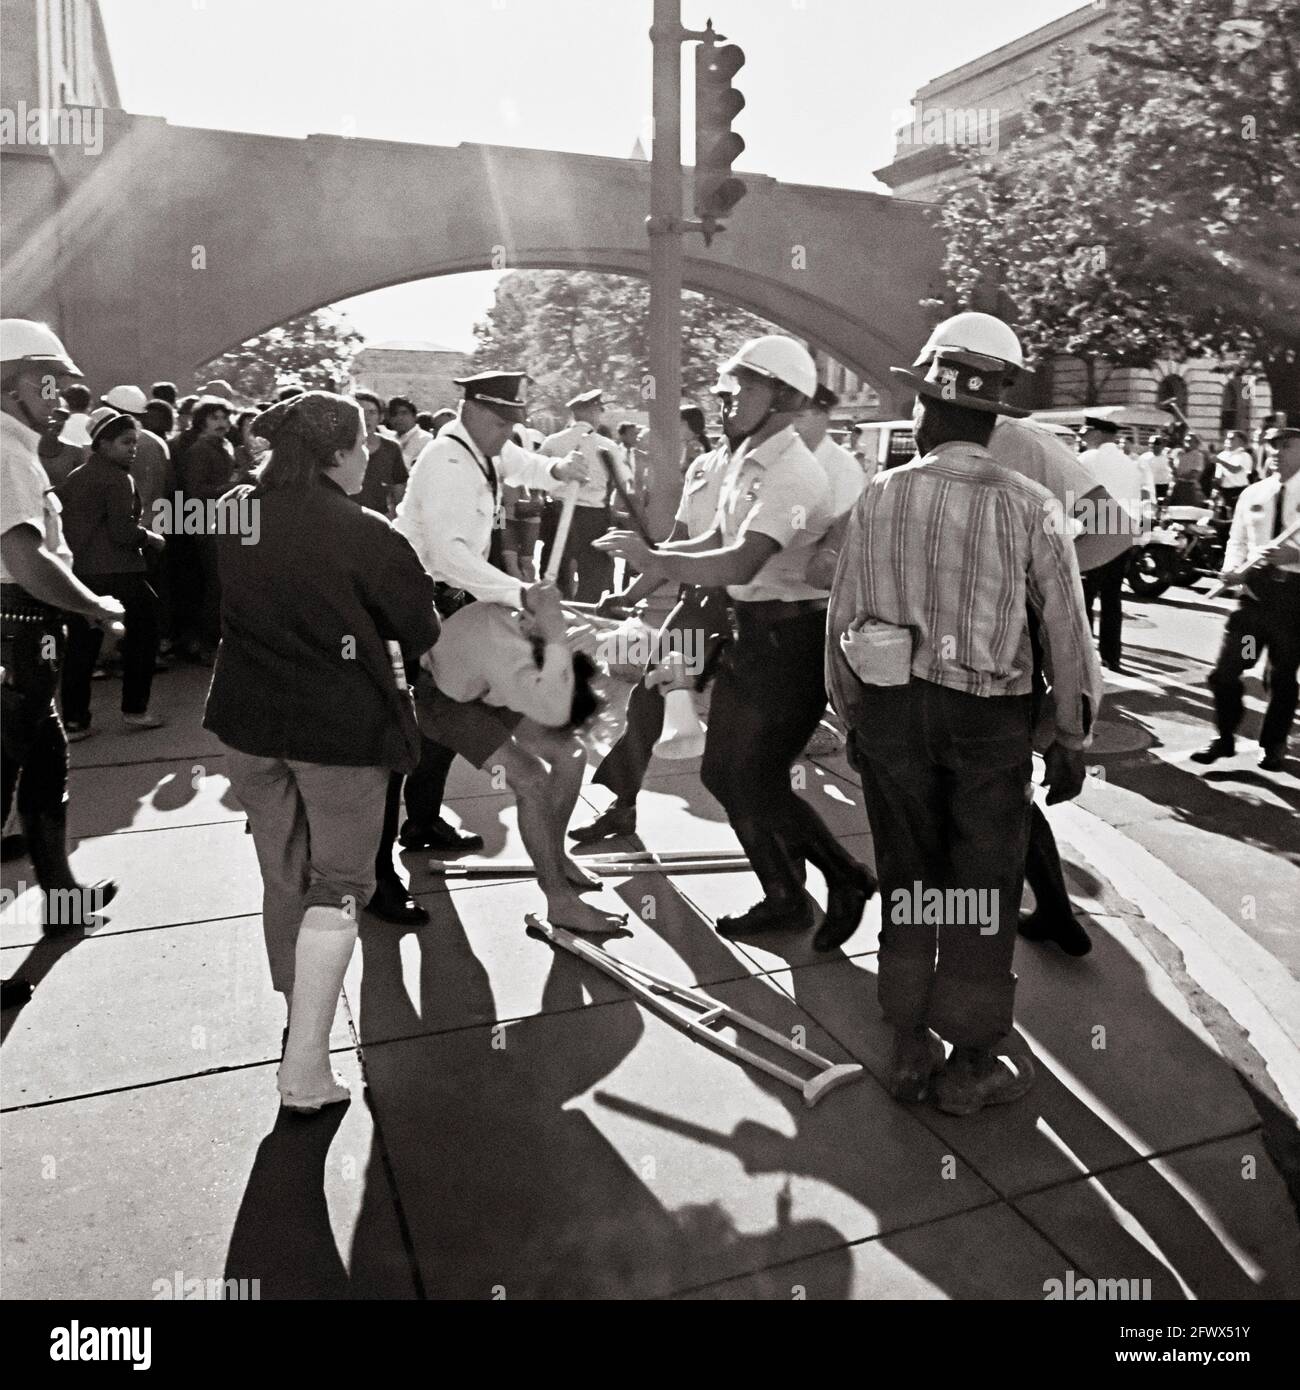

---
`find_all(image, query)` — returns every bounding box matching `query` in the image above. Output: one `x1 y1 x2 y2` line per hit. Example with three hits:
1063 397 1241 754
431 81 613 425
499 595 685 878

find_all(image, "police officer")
1 321 124 996
1193 426 1300 772
540 389 631 601
596 336 875 949
570 387 739 845
390 371 588 864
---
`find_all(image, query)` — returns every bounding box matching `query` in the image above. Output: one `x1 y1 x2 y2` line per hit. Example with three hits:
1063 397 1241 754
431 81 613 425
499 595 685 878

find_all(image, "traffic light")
694 37 746 223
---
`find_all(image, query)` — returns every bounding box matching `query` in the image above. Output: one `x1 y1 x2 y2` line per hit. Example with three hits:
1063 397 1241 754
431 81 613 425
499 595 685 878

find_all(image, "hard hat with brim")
102 384 150 415
891 350 1031 418
0 319 82 377
566 388 603 410
912 312 1029 373
719 335 818 399
1265 426 1300 445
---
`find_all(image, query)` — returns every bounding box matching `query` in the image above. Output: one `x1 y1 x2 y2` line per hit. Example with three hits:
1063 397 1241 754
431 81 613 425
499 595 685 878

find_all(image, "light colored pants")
224 746 389 995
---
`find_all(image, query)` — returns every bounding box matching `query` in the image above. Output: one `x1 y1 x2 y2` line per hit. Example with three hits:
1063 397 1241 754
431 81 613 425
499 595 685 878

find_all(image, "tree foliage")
469 271 780 417
940 0 1300 413
198 309 364 402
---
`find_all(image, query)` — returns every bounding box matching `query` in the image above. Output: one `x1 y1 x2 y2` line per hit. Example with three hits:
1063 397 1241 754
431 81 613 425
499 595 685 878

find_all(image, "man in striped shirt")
827 341 1101 1117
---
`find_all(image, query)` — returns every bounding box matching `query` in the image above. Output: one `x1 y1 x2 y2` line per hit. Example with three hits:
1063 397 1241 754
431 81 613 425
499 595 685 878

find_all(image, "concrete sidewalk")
2 664 1298 1300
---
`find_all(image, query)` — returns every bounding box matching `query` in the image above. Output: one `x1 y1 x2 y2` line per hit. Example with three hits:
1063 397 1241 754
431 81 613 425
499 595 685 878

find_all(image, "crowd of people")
2 311 1296 1117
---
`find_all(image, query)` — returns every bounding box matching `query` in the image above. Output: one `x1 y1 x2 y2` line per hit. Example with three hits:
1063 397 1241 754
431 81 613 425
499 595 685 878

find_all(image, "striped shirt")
826 440 1102 747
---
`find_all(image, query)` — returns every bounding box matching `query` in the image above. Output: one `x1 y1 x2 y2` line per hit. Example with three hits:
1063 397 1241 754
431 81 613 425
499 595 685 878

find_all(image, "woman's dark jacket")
204 476 439 772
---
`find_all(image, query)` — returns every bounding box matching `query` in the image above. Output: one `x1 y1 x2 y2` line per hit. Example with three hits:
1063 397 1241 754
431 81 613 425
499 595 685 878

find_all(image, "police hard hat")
0 319 82 376
718 335 817 399
912 312 1028 373
891 348 1031 418
566 388 604 410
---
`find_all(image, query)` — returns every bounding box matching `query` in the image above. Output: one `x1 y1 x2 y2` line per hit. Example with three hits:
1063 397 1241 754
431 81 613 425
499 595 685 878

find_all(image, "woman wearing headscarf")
204 391 440 1111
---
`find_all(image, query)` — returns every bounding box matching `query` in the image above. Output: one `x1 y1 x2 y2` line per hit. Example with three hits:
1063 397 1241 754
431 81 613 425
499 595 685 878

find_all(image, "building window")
1156 373 1188 423
1220 378 1246 435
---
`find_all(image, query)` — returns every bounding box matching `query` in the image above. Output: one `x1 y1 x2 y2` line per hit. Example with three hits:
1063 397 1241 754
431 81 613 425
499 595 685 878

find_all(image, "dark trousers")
567 505 614 601
849 680 1033 1049
701 605 861 896
538 498 562 577
593 587 731 804
61 573 159 725
1209 578 1300 750
170 534 221 652
403 736 457 827
1 608 82 897
2 617 68 829
374 771 404 886
1082 546 1130 666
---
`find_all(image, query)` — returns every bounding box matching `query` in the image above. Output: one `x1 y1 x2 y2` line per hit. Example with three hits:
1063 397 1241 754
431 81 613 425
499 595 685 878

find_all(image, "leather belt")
733 598 828 623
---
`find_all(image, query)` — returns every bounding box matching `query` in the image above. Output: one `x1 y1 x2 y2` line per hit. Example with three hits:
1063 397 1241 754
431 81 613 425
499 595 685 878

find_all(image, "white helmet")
102 384 150 414
0 319 82 376
912 312 1027 372
719 335 817 399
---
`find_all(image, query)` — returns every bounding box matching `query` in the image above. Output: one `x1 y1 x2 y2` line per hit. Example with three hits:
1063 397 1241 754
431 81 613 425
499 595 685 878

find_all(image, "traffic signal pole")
647 0 686 540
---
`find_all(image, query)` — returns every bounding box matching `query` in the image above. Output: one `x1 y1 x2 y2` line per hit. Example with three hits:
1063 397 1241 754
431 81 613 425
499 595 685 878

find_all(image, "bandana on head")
251 390 357 449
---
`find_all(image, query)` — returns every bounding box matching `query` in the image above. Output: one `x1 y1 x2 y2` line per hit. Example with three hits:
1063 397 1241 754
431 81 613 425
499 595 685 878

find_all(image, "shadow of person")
0 927 90 1044
778 916 1284 1299
224 1103 351 1299
344 889 848 1298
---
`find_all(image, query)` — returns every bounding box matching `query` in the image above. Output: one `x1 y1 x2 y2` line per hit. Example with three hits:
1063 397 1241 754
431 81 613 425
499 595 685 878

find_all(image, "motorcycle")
1126 500 1230 597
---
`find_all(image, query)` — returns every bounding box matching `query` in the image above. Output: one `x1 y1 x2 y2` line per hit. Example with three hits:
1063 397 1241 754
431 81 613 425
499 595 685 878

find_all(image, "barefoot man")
395 370 625 933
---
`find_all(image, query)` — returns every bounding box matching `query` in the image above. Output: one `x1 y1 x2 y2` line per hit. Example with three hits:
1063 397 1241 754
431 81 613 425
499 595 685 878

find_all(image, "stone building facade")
347 342 470 412
872 3 1273 439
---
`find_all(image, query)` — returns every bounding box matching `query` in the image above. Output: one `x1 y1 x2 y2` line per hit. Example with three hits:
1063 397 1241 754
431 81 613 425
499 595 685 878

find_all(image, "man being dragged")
419 580 626 933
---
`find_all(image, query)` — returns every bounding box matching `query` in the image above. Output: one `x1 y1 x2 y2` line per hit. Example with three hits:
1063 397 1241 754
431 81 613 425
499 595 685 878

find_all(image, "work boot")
399 816 484 853
1190 736 1235 765
1260 744 1289 772
776 805 876 952
569 802 636 844
716 818 812 939
1018 907 1092 957
933 1047 1036 1117
2 976 34 1009
888 1026 946 1101
24 811 118 934
367 873 429 926
278 904 356 1113
812 866 878 953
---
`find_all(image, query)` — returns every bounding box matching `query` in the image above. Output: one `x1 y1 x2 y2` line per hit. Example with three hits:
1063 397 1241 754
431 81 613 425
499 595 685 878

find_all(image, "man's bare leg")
499 739 626 934
521 722 602 890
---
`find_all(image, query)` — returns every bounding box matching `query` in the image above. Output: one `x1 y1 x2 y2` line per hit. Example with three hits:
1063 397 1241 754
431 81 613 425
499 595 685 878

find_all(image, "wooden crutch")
525 916 864 1107
432 856 749 878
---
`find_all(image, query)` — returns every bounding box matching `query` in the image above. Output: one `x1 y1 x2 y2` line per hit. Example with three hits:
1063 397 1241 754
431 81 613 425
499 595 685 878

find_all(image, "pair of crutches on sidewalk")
524 915 864 1107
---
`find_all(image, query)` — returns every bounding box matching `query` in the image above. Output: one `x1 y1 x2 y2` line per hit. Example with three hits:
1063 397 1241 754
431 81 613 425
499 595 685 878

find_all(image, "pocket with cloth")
840 617 914 687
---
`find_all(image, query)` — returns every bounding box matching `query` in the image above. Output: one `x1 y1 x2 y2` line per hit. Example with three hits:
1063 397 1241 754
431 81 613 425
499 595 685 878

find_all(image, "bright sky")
100 0 1081 348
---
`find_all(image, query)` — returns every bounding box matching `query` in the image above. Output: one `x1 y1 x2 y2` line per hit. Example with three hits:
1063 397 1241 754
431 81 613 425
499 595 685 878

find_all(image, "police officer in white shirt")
1 322 125 985
1078 415 1143 671
540 390 630 601
395 371 627 933
596 336 875 948
1193 426 1300 772
390 371 589 859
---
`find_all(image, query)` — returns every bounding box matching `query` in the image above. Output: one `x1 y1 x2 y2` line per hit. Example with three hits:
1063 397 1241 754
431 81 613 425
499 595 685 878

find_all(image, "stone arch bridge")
2 109 943 411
